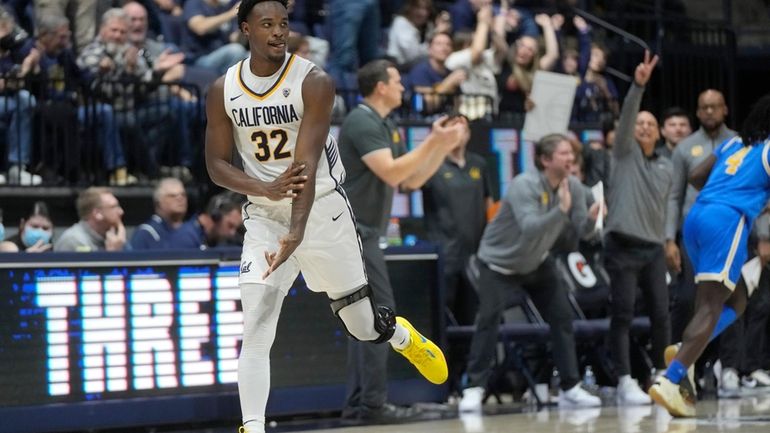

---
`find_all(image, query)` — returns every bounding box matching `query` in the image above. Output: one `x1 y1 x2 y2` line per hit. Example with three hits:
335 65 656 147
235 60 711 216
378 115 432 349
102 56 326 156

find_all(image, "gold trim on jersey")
237 54 296 101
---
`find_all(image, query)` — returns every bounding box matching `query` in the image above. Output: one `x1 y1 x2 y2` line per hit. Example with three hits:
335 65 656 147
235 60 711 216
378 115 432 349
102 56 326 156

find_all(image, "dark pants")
671 235 697 342
465 257 581 391
720 266 770 372
343 234 395 411
605 233 670 376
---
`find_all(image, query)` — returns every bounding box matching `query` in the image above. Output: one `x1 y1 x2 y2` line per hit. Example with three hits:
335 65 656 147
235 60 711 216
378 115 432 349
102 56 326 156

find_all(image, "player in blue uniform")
649 94 770 417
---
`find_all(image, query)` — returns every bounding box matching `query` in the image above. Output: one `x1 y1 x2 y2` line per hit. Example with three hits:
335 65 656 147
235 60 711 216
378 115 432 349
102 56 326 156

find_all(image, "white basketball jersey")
223 54 344 206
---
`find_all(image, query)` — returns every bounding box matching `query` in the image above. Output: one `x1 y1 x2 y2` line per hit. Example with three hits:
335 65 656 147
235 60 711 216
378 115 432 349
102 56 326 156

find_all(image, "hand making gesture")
634 50 659 87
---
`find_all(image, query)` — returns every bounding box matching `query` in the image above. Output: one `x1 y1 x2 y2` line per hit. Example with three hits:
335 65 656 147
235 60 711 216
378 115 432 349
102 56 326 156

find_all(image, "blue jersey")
696 137 770 224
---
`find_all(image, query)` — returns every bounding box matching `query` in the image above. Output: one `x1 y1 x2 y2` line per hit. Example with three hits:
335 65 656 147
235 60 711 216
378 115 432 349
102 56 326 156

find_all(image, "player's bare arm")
263 68 335 278
205 76 308 199
689 154 716 191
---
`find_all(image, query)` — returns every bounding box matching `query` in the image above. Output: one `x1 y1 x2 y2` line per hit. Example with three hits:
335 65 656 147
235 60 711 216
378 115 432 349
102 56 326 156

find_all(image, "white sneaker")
718 367 741 398
617 375 652 405
458 386 484 412
750 369 770 387
0 173 5 184
559 383 601 407
7 165 42 186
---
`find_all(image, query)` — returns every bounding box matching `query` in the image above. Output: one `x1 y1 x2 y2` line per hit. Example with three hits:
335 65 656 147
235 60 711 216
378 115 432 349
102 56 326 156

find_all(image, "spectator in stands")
497 13 558 120
406 32 465 114
124 1 202 182
286 0 328 69
326 0 381 91
665 90 735 343
168 192 242 249
33 0 97 53
150 0 185 45
80 8 189 181
444 3 506 120
421 115 492 393
604 52 670 405
181 0 247 75
495 0 539 44
0 6 40 185
458 133 601 412
552 14 590 79
128 177 187 250
54 187 126 252
3 201 54 252
582 120 615 189
35 13 135 185
657 106 692 158
386 0 449 71
573 43 618 123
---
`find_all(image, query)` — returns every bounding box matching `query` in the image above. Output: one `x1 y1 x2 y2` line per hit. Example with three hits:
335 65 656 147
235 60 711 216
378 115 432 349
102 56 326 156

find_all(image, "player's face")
242 1 290 63
697 91 727 131
543 140 574 178
382 67 405 109
634 111 660 147
661 115 692 145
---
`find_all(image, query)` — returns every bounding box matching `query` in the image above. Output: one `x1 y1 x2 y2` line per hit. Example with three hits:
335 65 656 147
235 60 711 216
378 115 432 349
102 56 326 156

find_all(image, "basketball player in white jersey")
204 1 448 432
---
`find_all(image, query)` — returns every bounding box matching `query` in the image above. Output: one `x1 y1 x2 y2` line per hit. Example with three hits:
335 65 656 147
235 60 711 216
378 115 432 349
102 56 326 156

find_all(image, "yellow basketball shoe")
649 375 696 418
393 317 448 384
664 343 696 396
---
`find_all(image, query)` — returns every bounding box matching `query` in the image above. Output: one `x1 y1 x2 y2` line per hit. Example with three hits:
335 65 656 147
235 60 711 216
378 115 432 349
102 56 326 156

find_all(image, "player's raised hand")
262 231 303 279
264 162 307 201
634 50 659 87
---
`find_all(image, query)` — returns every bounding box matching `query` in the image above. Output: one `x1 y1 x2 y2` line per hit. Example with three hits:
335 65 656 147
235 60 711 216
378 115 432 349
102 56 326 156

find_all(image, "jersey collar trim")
237 54 296 101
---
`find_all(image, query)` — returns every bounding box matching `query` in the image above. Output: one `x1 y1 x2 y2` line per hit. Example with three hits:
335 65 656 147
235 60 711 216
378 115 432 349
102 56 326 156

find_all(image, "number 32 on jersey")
251 129 291 162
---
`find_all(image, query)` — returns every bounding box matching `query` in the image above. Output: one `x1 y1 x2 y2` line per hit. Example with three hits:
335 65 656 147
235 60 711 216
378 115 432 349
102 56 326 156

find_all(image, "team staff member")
665 89 736 341
458 133 602 412
604 51 672 405
421 116 492 392
338 58 463 424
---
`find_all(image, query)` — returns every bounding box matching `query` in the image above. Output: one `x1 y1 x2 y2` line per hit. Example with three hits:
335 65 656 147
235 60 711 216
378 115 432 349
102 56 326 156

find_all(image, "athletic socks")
389 323 410 350
664 305 738 385
665 360 688 385
709 305 737 342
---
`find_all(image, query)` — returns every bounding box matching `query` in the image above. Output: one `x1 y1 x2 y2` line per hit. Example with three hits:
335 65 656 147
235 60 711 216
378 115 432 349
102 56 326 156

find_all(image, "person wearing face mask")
5 201 55 252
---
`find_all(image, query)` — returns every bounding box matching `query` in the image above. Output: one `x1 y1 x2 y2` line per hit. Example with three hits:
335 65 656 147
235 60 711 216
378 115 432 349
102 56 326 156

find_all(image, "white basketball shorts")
239 190 368 296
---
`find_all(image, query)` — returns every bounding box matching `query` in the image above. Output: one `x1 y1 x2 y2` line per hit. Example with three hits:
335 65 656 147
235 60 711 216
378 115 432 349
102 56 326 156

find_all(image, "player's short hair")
77 187 112 220
357 59 396 98
535 133 569 171
238 0 289 26
661 106 691 126
741 93 770 145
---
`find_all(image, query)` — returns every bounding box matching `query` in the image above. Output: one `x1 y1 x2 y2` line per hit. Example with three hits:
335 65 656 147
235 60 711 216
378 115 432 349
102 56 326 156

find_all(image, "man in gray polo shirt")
54 187 127 252
603 52 672 405
458 133 602 412
664 89 736 342
338 59 463 424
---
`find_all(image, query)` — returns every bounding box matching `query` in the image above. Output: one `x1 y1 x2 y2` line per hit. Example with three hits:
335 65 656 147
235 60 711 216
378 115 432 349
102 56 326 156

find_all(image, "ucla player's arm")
205 76 307 199
263 68 335 278
689 154 716 191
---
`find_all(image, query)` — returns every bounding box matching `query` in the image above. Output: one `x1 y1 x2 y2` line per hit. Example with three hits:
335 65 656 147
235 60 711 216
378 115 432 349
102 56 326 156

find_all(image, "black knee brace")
329 285 396 344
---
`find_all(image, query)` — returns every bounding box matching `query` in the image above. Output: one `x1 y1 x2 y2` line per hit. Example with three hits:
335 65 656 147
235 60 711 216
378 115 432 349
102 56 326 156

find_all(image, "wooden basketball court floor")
260 396 770 433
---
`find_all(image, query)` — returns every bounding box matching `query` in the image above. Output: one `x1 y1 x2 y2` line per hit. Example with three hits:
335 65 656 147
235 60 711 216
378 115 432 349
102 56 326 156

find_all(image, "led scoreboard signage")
1 256 244 408
0 249 444 433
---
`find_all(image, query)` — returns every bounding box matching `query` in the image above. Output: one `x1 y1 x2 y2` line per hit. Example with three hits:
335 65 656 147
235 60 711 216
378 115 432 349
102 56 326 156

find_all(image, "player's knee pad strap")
330 285 396 344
